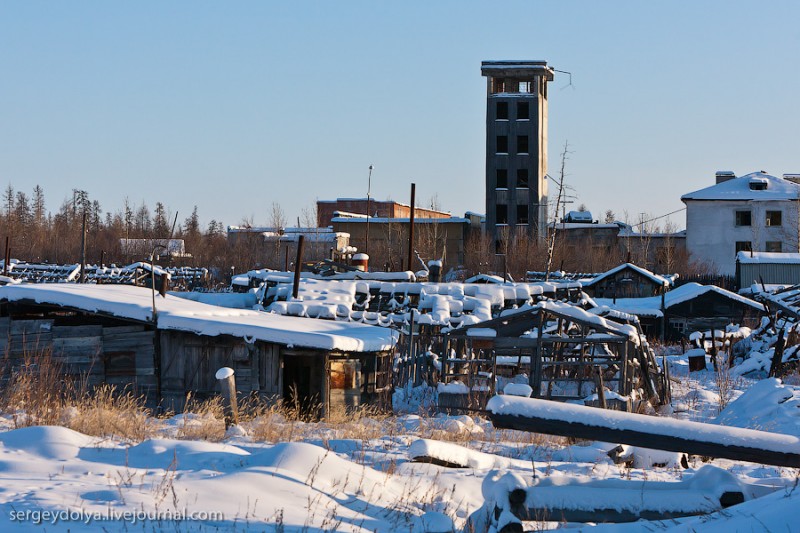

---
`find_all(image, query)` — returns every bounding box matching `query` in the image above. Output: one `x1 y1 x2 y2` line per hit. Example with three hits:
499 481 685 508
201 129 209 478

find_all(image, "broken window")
766 211 782 226
496 204 508 224
766 241 782 252
516 135 529 154
735 241 752 253
496 101 508 120
492 78 505 93
496 169 508 189
518 81 532 93
517 169 529 188
735 211 751 227
496 135 508 154
517 204 529 224
517 101 529 120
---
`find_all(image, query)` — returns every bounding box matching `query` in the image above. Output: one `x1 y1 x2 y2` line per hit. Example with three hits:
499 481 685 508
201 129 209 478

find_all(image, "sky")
1 1 798 232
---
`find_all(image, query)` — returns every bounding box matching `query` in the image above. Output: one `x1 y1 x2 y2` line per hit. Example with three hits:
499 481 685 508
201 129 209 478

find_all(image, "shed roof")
582 263 671 288
0 284 396 353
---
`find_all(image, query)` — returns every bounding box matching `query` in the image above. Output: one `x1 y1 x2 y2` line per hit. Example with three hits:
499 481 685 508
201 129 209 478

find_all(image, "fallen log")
509 465 744 524
487 395 800 468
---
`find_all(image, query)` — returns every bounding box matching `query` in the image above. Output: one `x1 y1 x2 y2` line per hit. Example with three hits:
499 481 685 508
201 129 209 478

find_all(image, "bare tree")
545 142 571 280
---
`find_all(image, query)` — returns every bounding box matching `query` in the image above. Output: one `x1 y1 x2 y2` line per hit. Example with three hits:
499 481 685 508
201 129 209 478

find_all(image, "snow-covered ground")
1 352 799 531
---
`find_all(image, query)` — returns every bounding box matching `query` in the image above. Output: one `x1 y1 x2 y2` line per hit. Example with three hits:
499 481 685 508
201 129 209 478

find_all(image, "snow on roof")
682 172 800 202
538 300 641 342
594 283 765 315
0 284 396 353
582 263 671 288
737 252 800 264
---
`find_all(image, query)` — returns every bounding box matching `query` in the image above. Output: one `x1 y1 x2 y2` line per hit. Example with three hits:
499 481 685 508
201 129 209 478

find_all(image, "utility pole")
365 165 374 256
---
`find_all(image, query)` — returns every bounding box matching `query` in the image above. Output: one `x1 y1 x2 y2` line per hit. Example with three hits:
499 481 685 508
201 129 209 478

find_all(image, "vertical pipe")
3 236 8 275
407 183 416 272
80 211 87 283
292 235 305 299
284 245 289 272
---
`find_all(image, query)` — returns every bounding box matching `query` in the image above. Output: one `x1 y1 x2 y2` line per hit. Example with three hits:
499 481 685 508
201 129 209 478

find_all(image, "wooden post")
80 211 87 283
3 236 8 275
215 367 239 429
407 183 416 273
292 235 305 299
594 369 607 409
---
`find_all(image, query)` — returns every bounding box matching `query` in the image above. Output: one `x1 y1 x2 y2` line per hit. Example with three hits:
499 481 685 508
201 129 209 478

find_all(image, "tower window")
496 102 508 120
518 81 532 93
496 169 508 189
496 136 508 154
516 135 529 154
517 204 529 224
516 169 529 188
492 78 506 93
517 101 529 120
496 204 508 224
735 210 751 227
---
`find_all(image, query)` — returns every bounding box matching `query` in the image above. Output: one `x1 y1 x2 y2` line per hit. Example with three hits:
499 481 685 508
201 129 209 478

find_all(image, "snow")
736 251 800 264
1 372 800 531
0 283 397 353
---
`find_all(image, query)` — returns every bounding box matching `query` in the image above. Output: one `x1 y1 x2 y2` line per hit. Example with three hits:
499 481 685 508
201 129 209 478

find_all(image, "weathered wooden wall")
0 315 157 404
159 331 281 412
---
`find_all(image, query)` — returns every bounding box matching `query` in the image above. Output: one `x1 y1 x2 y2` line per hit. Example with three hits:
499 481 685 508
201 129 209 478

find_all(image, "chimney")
715 171 736 184
352 253 369 272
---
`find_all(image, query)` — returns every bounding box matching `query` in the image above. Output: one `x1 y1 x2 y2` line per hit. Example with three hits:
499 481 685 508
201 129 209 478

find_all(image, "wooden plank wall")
0 316 156 405
159 331 281 412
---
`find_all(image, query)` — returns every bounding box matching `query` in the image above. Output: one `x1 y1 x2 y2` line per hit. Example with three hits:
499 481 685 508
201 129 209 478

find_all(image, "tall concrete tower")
481 60 554 248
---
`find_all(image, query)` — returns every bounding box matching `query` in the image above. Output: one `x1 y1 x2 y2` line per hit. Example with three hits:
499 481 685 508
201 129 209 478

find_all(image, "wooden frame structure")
442 302 669 411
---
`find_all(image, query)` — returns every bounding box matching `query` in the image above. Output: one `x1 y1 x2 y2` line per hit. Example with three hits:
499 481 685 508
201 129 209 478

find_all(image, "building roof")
0 284 397 353
681 172 800 202
737 252 800 264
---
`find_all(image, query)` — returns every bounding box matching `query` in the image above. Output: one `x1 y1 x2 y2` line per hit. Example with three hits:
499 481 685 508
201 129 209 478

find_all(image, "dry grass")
66 385 152 441
1 347 568 464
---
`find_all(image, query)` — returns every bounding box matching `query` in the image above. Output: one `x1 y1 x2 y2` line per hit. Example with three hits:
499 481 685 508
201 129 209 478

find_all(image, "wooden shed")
0 284 396 417
593 282 765 341
582 263 671 299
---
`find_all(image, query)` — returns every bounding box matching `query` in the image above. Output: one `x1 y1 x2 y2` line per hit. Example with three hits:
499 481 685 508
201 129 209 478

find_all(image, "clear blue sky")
2 1 798 231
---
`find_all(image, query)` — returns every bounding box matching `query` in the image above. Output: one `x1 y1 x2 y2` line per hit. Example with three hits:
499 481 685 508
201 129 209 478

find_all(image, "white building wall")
686 199 799 275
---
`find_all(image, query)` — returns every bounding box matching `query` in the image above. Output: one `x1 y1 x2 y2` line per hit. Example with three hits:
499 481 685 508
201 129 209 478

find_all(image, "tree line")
0 184 710 285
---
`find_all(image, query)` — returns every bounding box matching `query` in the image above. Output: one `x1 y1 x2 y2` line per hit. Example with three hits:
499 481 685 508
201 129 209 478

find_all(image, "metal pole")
407 183 416 272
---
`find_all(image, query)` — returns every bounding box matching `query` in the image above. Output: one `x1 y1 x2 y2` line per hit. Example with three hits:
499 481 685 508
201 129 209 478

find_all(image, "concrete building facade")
682 171 800 275
481 60 554 246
